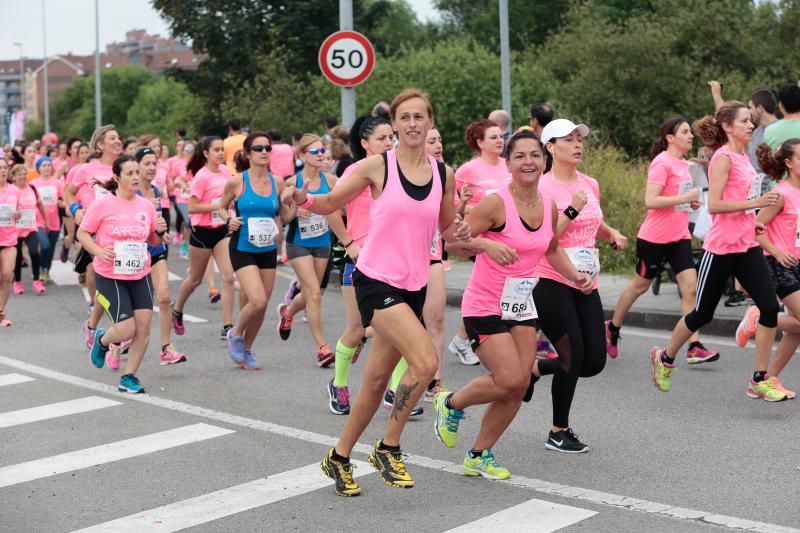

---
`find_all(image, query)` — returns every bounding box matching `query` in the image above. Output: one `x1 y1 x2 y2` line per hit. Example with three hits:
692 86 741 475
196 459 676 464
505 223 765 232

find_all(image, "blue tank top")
287 170 331 248
137 185 166 257
235 170 280 253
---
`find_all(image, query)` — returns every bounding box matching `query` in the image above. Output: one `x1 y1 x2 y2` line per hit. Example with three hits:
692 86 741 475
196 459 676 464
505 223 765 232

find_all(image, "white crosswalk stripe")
151 306 207 323
0 423 234 489
71 461 373 532
444 498 597 533
0 396 121 428
0 373 35 387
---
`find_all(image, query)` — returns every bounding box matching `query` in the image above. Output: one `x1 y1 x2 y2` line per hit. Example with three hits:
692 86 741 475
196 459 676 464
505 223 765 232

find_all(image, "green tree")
126 78 202 142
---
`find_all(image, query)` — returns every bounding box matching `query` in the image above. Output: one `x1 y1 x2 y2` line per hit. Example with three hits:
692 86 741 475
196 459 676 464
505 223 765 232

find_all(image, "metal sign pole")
339 0 356 129
499 0 512 129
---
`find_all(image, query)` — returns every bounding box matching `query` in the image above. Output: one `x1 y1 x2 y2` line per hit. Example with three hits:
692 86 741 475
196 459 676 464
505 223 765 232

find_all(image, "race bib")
248 217 277 247
745 174 763 215
299 213 328 239
0 205 14 227
211 198 222 225
39 186 57 205
674 182 693 213
16 209 36 229
113 241 147 275
564 247 600 279
431 229 441 256
94 184 110 200
500 277 538 321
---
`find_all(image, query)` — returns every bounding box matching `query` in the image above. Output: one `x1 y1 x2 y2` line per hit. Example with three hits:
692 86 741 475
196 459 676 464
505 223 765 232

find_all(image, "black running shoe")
220 324 233 341
545 428 589 453
724 290 750 307
327 378 350 415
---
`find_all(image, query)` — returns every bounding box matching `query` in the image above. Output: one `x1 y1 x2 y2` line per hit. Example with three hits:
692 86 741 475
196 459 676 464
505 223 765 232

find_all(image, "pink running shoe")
769 376 796 399
32 280 46 294
107 345 122 371
536 339 558 360
735 305 760 347
171 308 185 336
160 345 187 365
276 303 292 340
317 344 334 367
686 343 720 365
82 320 96 351
12 281 23 295
604 320 619 359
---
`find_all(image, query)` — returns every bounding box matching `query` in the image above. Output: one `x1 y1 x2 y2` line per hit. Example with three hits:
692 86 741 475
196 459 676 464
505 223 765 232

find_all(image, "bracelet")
342 240 353 248
69 202 83 217
564 206 579 220
298 195 314 209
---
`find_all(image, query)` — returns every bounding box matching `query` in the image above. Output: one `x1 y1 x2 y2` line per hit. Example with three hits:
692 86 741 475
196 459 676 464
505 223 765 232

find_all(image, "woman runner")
79 155 167 393
434 130 592 478
607 116 719 363
650 102 785 401
0 159 20 325
285 89 470 496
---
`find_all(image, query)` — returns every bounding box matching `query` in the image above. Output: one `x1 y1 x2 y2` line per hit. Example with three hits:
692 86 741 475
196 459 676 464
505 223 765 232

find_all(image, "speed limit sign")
318 30 376 87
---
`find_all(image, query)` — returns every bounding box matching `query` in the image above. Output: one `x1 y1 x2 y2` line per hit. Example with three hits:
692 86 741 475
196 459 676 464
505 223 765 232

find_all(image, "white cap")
540 119 590 143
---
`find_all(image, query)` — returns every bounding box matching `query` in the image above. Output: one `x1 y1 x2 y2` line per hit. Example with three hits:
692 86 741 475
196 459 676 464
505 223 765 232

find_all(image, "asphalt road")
1 253 798 533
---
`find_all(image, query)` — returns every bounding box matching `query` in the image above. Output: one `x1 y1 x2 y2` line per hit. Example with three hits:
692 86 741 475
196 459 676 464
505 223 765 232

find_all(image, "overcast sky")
0 0 439 60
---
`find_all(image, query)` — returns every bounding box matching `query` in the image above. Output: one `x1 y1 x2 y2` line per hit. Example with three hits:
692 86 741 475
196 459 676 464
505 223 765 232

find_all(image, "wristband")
69 202 83 217
564 206 579 220
155 229 166 237
298 195 314 209
342 240 353 248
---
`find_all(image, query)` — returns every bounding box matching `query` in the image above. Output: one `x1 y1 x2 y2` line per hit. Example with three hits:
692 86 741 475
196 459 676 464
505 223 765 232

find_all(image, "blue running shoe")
90 327 108 369
118 374 145 393
243 349 261 371
226 328 245 367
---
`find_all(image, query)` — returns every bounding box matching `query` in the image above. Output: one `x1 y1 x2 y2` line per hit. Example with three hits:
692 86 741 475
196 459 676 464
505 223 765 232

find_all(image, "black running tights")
532 278 607 428
15 232 41 282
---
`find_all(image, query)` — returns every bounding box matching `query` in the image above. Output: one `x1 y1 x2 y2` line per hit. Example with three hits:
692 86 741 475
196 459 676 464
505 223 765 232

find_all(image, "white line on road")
82 287 91 303
167 271 182 281
0 373 35 387
48 261 79 285
0 423 233 488
444 498 597 533
151 306 207 323
1 356 796 533
622 325 744 349
71 460 371 532
0 396 121 429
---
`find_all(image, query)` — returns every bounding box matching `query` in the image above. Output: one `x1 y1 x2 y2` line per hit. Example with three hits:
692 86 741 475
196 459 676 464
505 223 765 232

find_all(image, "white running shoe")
448 335 479 366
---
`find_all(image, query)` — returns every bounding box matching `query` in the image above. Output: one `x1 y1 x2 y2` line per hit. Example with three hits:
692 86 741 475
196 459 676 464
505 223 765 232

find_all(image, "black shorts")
229 241 277 271
151 249 168 266
766 255 800 299
95 273 154 324
635 238 694 280
353 269 426 327
74 246 93 274
190 225 229 249
463 315 536 352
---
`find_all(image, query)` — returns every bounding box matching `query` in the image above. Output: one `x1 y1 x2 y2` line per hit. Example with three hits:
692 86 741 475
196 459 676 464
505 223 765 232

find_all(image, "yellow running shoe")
463 449 511 480
747 377 788 402
650 347 675 392
320 449 361 496
367 441 414 488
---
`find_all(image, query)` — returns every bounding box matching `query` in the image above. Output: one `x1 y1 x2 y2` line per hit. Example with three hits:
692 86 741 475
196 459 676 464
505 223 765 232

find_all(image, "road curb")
447 288 740 337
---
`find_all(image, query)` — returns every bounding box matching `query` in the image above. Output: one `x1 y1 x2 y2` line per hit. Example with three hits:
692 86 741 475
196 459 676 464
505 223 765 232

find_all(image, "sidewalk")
444 260 747 337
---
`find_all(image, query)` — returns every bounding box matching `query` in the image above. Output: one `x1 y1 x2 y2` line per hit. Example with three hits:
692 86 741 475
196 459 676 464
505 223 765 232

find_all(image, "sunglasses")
305 147 327 155
250 144 272 153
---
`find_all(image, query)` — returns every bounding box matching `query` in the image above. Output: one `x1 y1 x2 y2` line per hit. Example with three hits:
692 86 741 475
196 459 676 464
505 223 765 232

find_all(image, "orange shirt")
223 133 246 170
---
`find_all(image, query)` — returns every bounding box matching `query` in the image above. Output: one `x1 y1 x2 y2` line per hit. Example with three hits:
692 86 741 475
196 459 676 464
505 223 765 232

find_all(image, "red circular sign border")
318 30 376 87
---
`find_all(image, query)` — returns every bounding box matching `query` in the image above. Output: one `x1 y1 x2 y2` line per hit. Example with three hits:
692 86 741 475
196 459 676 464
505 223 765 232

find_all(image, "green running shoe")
463 449 510 480
433 391 464 448
650 346 675 392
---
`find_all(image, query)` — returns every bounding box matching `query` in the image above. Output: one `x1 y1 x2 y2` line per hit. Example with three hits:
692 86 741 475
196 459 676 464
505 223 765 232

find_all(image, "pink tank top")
462 186 553 318
703 145 758 255
336 159 372 247
356 149 442 291
765 179 800 257
0 185 21 247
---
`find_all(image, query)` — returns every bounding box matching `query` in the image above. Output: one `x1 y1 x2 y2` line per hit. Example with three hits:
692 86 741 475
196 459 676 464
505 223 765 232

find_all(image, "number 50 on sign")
318 30 376 87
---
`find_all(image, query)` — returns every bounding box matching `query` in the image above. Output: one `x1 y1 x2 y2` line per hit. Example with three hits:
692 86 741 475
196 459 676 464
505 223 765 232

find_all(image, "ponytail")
693 102 747 153
649 139 668 161
234 149 250 173
186 136 220 176
757 140 800 182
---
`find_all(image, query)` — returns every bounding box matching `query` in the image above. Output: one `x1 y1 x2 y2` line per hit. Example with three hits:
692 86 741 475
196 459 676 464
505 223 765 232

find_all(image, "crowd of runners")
2 79 800 496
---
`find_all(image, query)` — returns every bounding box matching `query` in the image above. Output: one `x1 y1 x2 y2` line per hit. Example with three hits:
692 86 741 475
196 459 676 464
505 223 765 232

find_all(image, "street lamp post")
41 0 51 135
12 43 24 112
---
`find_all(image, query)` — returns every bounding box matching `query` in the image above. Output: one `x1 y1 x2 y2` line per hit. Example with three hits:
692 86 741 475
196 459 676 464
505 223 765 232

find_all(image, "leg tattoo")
392 380 419 421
